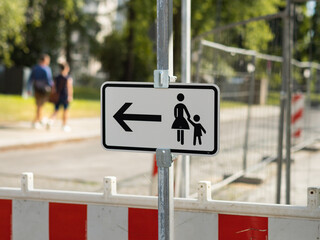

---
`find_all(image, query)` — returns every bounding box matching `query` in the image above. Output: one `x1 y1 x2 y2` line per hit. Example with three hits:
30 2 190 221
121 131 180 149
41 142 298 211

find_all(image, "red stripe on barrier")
128 208 158 240
292 94 302 103
152 154 158 176
291 108 303 124
219 214 268 240
49 203 87 240
0 199 12 240
293 128 302 138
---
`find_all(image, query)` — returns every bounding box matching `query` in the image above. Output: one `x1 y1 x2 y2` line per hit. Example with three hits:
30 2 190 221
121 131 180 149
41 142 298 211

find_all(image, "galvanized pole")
285 0 293 205
156 149 174 240
242 55 256 172
157 0 173 73
156 0 174 238
276 0 293 205
180 0 191 198
275 86 286 203
276 5 289 204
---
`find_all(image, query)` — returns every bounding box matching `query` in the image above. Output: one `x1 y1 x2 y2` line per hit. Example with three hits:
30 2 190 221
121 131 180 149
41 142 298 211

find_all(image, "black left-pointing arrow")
113 102 162 132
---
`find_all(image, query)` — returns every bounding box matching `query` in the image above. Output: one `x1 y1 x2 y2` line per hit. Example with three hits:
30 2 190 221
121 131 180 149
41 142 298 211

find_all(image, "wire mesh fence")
188 38 320 204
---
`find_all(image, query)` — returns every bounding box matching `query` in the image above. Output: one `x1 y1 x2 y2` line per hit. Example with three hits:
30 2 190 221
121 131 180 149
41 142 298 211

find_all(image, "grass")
73 86 100 100
267 91 280 106
220 101 246 108
0 94 100 122
4 89 315 122
1 93 247 122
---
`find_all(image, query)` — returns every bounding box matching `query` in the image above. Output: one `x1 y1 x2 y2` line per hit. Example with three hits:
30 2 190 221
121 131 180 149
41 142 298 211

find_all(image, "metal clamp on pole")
154 70 177 89
156 148 173 167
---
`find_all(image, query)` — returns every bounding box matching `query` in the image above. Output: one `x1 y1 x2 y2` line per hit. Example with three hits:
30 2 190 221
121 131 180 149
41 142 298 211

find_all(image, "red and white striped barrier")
0 173 319 240
150 154 158 195
291 93 305 145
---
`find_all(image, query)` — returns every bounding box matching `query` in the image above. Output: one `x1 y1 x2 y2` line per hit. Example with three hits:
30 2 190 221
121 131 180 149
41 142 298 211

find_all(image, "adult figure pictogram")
171 93 191 145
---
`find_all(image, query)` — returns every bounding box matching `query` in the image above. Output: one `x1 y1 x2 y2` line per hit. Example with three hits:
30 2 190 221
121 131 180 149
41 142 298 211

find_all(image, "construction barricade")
291 93 305 145
0 173 319 240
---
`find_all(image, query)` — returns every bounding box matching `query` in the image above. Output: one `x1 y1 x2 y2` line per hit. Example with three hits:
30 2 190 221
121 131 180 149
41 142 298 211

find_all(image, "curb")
0 135 100 152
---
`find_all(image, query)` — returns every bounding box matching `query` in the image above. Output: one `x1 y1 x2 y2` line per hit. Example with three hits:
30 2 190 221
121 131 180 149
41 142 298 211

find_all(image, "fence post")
285 0 294 205
242 55 256 172
180 0 191 198
195 41 203 83
276 0 293 204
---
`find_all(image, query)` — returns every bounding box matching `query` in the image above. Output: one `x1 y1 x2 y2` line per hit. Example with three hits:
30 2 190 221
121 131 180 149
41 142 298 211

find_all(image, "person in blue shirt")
27 54 53 129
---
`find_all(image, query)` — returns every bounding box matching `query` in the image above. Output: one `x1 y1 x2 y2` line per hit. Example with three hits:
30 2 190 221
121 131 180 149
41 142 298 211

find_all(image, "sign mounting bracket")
154 70 177 89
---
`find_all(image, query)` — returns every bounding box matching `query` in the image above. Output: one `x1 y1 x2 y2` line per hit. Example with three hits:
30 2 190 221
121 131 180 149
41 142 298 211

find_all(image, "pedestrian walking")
27 53 53 129
47 62 73 132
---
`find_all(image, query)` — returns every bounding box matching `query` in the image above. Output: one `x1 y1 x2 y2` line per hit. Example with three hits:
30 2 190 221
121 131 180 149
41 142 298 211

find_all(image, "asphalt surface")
0 110 319 206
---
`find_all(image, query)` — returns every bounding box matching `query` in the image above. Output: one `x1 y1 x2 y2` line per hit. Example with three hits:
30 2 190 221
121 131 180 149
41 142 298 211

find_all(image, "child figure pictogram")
188 115 206 145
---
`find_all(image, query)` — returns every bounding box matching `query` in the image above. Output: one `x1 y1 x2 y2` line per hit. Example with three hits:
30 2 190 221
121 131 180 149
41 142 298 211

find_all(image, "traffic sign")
101 82 219 155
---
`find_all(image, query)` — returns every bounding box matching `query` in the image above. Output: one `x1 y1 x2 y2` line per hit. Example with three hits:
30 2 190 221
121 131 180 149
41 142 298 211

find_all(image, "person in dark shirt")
27 54 53 129
47 62 73 132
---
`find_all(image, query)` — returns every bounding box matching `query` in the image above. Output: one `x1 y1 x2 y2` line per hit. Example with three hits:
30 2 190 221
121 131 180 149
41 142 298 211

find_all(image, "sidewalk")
0 105 280 150
0 118 100 150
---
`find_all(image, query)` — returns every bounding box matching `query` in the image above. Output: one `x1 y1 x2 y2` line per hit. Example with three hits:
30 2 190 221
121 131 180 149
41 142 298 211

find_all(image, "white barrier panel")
0 173 319 240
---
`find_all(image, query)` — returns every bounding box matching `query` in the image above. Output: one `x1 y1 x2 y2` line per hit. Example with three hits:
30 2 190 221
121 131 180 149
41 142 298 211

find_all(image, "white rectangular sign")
101 82 219 155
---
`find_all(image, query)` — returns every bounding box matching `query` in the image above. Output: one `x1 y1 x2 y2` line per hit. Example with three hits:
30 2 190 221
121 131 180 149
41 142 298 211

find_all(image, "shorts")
34 90 49 106
55 100 69 111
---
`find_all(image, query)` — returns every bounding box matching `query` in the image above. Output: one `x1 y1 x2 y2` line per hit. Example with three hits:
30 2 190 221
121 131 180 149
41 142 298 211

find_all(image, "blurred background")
1 0 320 205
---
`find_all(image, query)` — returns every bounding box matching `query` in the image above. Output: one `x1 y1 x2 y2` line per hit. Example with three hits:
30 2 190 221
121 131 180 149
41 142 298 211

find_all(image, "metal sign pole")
285 0 293 205
156 149 174 240
156 0 174 239
181 0 191 198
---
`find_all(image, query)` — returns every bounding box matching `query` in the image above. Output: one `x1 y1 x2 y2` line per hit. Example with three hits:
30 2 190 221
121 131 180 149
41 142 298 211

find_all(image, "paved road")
0 138 154 195
0 105 319 205
1 136 319 206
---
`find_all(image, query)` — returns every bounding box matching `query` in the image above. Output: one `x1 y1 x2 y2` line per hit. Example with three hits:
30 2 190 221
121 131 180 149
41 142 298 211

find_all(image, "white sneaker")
41 117 48 125
62 125 71 132
46 119 54 130
32 122 42 129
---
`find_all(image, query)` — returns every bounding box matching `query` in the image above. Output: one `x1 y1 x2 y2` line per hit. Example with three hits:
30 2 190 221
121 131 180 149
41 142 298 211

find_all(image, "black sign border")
101 82 219 156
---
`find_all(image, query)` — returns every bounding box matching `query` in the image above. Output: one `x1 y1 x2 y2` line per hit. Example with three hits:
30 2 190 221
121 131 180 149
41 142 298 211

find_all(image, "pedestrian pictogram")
171 93 206 146
101 82 219 155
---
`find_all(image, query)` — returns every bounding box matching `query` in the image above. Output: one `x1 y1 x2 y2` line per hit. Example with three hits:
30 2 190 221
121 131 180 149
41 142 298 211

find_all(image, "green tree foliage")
100 0 284 81
0 0 28 66
293 3 312 62
98 0 318 83
100 32 127 81
311 2 320 62
99 0 156 81
10 0 100 68
223 0 281 51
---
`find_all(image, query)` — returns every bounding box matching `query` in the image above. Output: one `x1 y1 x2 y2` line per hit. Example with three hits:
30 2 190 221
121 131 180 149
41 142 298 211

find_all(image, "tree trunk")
65 20 72 68
123 2 135 81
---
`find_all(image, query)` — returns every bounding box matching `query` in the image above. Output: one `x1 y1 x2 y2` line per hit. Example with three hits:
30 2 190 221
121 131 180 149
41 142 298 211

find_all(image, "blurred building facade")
70 0 126 83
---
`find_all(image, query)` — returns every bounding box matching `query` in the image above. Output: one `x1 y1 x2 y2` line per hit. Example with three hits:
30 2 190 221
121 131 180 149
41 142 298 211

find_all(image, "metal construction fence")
188 39 320 202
